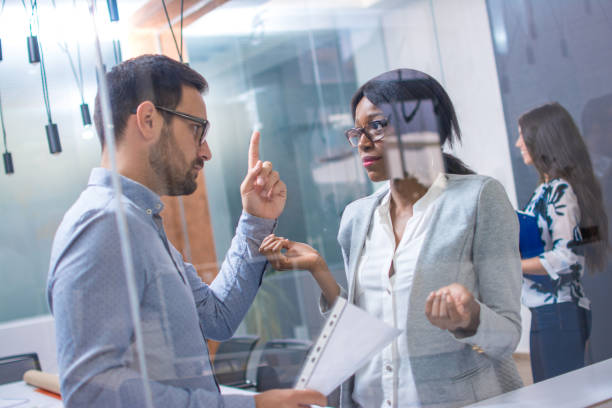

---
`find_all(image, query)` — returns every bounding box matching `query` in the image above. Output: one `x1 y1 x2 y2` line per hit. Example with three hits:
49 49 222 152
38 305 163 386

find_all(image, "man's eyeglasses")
345 117 389 147
155 105 210 146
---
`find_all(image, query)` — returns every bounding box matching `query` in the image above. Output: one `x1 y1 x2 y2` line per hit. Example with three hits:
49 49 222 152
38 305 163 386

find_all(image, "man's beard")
149 125 201 196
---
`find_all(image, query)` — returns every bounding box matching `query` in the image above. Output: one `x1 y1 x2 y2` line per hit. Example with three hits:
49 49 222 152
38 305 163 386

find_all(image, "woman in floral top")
516 102 608 382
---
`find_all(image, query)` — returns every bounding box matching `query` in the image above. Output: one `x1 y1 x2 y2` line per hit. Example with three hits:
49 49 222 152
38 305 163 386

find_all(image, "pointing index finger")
248 131 260 169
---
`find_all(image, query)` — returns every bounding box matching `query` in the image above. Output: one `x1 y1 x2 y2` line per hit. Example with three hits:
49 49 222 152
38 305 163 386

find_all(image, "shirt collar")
377 173 447 216
88 167 164 216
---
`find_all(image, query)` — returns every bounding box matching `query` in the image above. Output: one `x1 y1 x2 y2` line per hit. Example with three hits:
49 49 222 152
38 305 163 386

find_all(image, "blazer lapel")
347 186 389 302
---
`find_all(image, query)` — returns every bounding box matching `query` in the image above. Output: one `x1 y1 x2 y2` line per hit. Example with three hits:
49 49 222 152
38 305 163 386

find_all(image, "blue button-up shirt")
47 168 275 407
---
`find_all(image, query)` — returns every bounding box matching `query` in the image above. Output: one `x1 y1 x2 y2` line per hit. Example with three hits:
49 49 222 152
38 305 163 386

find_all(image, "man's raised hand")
240 131 287 219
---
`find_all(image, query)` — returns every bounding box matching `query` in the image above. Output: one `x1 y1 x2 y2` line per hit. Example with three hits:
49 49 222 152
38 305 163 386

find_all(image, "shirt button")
385 365 393 372
386 400 392 406
155 204 161 209
146 209 152 215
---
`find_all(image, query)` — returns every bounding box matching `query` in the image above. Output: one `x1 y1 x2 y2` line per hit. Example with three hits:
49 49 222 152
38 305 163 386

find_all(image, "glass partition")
1 0 610 407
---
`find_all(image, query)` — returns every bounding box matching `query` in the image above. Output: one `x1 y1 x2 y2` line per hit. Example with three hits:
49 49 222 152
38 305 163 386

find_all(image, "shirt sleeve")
538 181 585 280
184 210 276 341
452 178 522 359
48 209 256 408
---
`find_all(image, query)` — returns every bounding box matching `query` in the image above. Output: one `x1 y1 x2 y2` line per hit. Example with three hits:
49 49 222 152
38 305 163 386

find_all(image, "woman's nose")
357 132 373 150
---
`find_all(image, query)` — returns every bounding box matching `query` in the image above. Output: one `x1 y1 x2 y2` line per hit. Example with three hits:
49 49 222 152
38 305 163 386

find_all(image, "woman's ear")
134 101 160 142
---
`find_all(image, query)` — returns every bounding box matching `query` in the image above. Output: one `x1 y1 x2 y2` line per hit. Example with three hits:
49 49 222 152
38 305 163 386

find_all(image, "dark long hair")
350 69 473 175
519 102 609 273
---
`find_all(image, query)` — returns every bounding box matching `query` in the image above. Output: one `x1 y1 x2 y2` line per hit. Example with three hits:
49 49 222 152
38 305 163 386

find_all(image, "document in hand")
294 297 402 395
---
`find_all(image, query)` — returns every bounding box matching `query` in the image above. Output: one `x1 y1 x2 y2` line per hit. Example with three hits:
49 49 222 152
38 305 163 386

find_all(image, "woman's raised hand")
260 234 341 306
259 234 323 271
425 283 481 337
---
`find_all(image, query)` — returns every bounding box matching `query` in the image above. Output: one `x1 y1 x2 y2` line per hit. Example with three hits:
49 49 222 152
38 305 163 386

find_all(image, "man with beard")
47 55 325 408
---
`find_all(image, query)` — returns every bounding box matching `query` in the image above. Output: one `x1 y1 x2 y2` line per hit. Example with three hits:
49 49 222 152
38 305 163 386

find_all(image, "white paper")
0 381 62 408
295 297 402 395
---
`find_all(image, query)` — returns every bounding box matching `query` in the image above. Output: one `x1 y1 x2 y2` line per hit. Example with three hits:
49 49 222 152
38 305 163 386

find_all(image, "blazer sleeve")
453 178 522 359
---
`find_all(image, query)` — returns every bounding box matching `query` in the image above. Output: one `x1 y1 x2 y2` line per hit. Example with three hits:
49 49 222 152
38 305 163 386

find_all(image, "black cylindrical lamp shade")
46 123 62 154
107 0 119 22
3 152 14 174
80 103 92 126
27 36 40 63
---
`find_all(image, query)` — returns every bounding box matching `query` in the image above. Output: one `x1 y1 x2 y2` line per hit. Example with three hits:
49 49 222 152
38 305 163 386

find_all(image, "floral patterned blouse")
521 178 590 309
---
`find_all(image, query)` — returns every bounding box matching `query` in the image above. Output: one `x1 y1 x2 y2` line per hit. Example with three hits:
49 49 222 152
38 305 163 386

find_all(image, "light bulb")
81 125 95 140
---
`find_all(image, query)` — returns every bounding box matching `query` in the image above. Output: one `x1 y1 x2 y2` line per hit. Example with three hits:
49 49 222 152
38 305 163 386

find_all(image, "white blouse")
521 178 590 309
352 175 446 408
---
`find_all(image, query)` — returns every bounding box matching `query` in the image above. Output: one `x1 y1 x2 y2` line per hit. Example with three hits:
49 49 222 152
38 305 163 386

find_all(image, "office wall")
0 316 58 373
487 0 612 363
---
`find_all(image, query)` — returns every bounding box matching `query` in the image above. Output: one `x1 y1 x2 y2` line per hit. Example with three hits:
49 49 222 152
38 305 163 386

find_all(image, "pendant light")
0 89 13 174
27 0 61 154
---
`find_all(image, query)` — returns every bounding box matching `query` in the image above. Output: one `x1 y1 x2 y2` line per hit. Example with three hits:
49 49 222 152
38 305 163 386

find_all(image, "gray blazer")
329 174 523 407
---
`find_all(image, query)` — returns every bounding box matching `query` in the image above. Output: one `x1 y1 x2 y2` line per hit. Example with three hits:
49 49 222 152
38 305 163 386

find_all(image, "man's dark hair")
94 54 208 147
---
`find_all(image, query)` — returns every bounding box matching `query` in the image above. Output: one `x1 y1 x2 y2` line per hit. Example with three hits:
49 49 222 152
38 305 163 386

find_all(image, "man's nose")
199 141 212 161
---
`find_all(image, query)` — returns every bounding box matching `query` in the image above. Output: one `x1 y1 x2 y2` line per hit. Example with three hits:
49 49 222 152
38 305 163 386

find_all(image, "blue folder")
516 210 544 259
517 211 554 288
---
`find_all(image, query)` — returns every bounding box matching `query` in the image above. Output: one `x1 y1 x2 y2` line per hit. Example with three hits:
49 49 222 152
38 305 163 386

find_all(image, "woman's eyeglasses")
345 118 389 147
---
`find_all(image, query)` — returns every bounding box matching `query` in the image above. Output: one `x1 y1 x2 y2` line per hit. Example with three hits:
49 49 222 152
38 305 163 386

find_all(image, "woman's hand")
259 234 323 271
425 283 481 337
259 234 341 305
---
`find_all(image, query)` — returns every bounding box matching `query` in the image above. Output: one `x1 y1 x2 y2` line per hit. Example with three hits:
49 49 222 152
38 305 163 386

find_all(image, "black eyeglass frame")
345 116 390 147
154 105 210 146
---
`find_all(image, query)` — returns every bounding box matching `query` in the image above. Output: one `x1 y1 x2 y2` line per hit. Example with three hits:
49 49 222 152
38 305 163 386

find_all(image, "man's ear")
134 101 160 142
